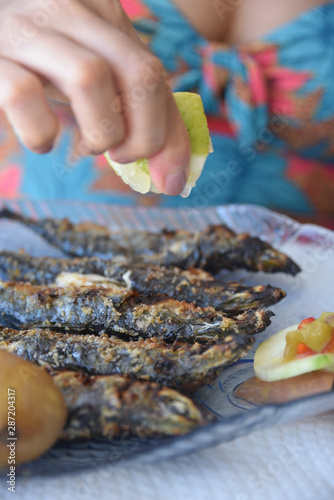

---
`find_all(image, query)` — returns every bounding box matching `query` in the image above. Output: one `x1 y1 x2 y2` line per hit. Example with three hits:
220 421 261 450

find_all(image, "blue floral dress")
0 0 333 227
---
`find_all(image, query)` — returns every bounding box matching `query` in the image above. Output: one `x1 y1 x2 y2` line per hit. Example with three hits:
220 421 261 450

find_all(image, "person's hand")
0 0 191 195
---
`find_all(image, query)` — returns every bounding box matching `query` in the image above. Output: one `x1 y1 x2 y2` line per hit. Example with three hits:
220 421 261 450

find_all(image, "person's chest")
170 0 328 44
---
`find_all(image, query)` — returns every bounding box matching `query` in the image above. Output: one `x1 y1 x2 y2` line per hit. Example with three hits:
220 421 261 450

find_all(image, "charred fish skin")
106 267 286 312
0 209 202 263
0 208 301 275
0 251 286 313
0 251 108 286
0 280 131 333
50 371 211 440
0 280 273 343
0 251 104 286
196 226 301 275
0 207 165 260
116 295 274 343
0 327 254 392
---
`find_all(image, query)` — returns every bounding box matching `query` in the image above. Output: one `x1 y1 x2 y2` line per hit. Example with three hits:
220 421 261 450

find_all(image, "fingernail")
107 151 134 164
115 158 134 164
35 143 54 155
165 170 187 196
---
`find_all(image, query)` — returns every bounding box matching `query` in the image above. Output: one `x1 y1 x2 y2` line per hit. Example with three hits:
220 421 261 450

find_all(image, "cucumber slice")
254 324 334 382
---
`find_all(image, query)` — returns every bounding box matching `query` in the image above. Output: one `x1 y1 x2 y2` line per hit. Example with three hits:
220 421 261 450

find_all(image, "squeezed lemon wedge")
104 92 213 197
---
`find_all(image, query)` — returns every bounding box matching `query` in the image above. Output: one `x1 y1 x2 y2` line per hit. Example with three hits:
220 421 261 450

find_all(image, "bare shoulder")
171 0 329 44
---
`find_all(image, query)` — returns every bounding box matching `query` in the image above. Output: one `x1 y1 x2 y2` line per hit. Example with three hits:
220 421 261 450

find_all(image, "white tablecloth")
3 411 333 500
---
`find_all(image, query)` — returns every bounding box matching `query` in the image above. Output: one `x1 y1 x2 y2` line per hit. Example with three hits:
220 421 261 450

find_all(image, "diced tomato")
295 343 316 358
298 317 315 329
322 332 334 353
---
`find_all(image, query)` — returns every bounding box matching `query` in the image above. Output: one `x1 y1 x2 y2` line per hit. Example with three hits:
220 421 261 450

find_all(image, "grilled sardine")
0 251 286 313
0 280 273 343
0 326 253 392
0 208 301 275
51 371 210 439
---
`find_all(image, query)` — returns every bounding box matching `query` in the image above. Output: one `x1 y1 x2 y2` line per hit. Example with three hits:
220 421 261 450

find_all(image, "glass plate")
0 200 333 477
